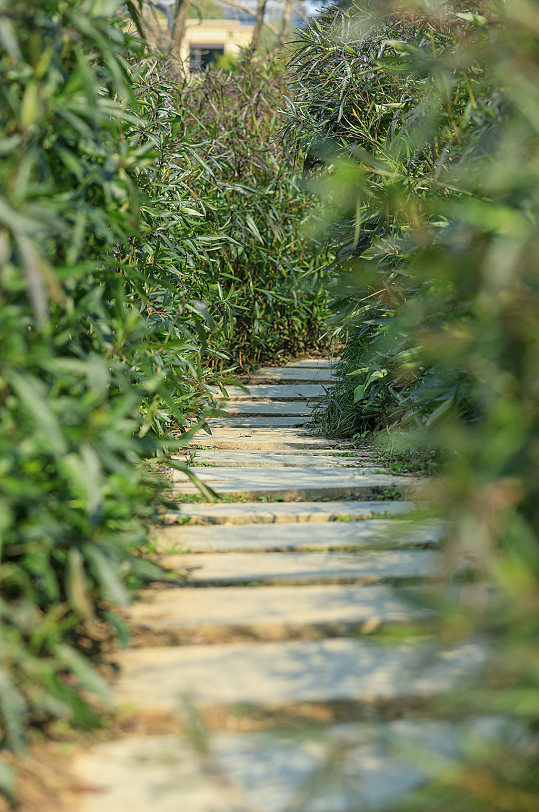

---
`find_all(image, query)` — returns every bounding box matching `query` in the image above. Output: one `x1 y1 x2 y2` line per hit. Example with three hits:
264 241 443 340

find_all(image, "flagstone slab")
284 358 337 368
153 519 442 554
219 401 312 416
175 467 413 487
209 384 327 401
173 467 417 499
112 637 486 711
162 550 439 585
73 736 250 812
73 717 511 812
207 416 310 428
248 367 336 383
184 450 383 469
128 584 434 637
164 499 417 526
191 428 339 450
210 717 510 812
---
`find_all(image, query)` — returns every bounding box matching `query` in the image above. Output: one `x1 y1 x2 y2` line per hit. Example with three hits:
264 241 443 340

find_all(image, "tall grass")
163 57 329 372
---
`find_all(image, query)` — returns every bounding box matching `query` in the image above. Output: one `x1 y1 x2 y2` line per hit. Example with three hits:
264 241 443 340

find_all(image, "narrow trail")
73 359 486 811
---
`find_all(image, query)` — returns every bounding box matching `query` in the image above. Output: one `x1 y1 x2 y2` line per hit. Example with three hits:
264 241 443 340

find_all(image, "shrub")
287 0 492 439
0 0 325 786
287 1 539 807
0 0 168 766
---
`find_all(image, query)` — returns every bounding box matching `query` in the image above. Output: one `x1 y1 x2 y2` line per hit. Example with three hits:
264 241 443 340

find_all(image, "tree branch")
216 0 279 37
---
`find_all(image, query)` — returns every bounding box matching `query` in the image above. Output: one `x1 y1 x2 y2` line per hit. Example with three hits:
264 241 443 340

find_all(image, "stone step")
153 519 442 554
173 467 417 500
176 466 412 486
162 550 439 586
128 584 434 643
164 499 416 526
207 717 512 812
207 416 310 428
73 735 250 812
219 401 312 416
72 717 510 812
284 358 337 368
112 637 486 712
248 367 335 383
191 428 340 450
209 384 326 401
181 450 383 469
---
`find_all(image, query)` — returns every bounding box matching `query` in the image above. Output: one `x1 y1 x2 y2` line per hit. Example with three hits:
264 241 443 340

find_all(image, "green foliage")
214 52 239 72
0 0 161 759
174 57 328 370
288 0 490 438
287 1 539 808
0 0 325 776
187 0 224 19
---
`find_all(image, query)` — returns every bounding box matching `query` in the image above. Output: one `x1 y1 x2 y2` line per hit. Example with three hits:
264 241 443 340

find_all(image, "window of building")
189 44 224 71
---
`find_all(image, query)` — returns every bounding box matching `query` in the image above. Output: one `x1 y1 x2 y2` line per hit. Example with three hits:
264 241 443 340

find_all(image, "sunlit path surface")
73 359 490 811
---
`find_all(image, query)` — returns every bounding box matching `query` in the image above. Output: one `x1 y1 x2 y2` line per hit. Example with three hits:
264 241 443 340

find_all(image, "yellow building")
181 19 253 71
139 5 253 72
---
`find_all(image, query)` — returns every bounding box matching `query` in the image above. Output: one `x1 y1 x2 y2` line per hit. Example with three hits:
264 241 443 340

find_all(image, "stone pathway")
73 358 488 811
